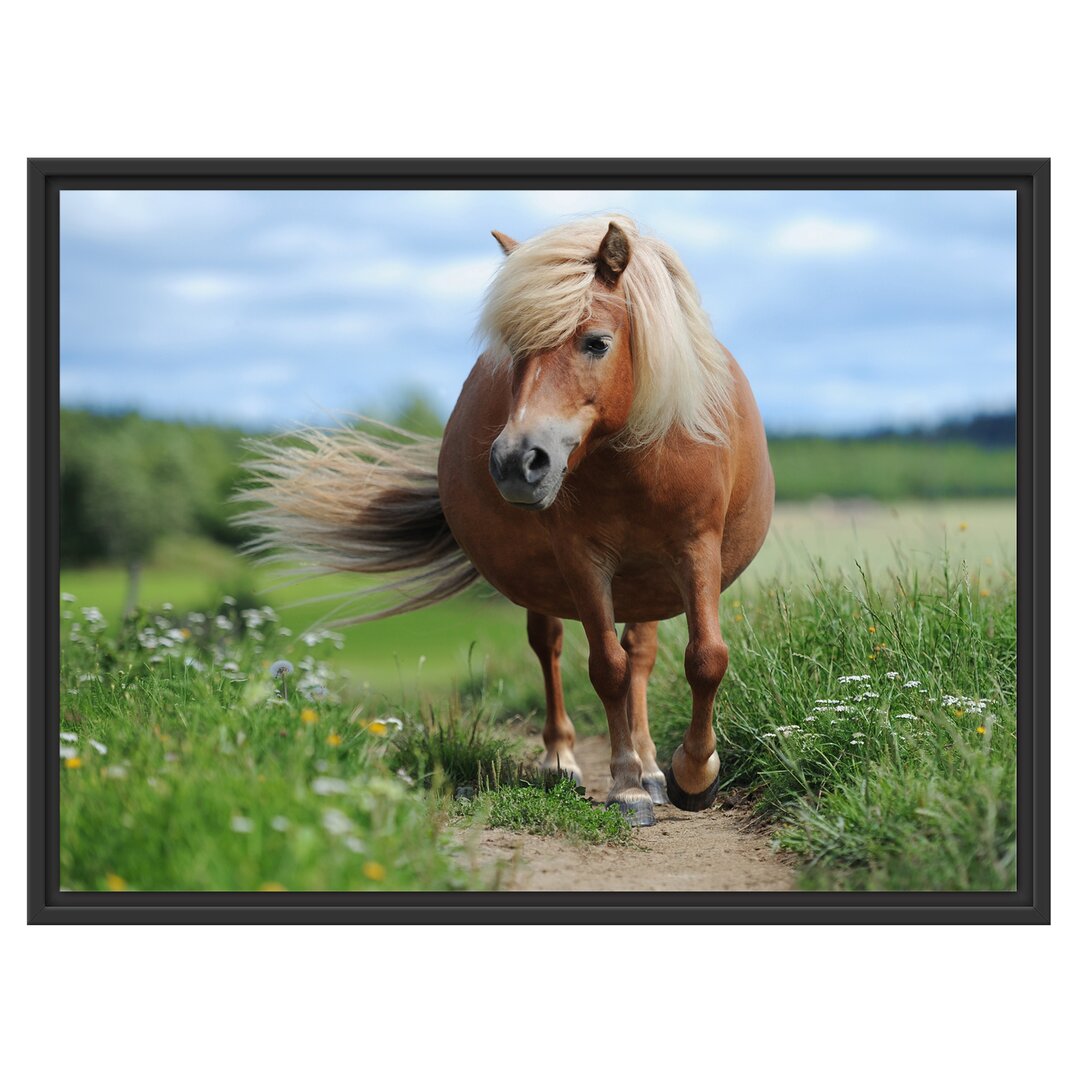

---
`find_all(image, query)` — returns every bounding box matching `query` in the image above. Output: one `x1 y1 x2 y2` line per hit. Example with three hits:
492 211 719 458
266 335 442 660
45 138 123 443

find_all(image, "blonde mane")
478 214 734 449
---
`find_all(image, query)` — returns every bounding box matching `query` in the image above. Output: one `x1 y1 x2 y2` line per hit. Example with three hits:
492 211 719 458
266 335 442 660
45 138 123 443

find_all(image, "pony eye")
583 335 611 356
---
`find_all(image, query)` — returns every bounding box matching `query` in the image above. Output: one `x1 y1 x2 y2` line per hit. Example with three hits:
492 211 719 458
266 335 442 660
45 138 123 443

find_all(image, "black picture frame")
28 157 1050 924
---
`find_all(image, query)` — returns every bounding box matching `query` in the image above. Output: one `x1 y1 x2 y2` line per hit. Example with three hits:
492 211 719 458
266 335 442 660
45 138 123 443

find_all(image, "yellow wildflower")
64 757 82 770
976 725 986 735
363 861 386 882
300 708 318 725
104 873 127 891
326 733 342 747
180 627 191 640
366 721 388 736
958 522 968 532
868 625 876 634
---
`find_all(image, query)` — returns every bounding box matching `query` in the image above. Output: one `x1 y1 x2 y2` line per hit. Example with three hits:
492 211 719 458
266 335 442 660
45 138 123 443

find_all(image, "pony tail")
234 421 478 624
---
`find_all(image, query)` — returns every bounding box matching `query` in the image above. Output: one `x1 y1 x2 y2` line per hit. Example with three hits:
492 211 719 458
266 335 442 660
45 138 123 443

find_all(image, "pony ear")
491 230 519 256
595 222 631 285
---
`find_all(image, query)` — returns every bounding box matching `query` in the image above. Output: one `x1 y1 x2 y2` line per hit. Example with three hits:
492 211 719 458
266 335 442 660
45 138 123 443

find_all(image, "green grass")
59 601 479 891
647 561 1016 890
458 778 631 845
384 695 534 791
58 597 622 891
60 535 527 696
59 500 1018 892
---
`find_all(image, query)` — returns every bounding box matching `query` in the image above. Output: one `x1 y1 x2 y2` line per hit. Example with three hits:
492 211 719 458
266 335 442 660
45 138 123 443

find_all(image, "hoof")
642 774 669 805
664 767 722 812
607 794 657 827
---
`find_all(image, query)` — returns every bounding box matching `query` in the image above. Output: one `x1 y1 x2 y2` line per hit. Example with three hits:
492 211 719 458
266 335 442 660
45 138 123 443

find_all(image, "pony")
240 214 774 826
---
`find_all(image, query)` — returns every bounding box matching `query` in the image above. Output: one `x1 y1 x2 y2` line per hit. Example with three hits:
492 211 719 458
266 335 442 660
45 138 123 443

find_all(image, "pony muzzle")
489 432 569 509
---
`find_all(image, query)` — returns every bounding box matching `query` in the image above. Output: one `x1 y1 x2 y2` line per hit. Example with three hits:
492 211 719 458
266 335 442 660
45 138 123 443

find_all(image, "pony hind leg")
526 610 583 787
621 621 668 805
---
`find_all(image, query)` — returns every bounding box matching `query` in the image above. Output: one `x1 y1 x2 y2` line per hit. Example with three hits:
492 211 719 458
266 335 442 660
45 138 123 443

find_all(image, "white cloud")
62 190 244 240
164 272 253 302
334 254 499 302
645 210 736 250
416 256 500 300
770 216 879 256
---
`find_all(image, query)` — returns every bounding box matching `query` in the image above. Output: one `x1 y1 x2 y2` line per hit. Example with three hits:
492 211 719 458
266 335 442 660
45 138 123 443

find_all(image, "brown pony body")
242 215 774 826
440 355 772 622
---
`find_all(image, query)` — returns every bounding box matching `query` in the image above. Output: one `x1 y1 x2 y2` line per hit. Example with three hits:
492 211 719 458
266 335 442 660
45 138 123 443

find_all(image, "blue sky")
60 188 1016 433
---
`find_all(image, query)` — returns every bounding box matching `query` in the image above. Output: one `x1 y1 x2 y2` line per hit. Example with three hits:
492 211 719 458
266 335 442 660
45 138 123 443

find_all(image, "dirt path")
459 735 796 891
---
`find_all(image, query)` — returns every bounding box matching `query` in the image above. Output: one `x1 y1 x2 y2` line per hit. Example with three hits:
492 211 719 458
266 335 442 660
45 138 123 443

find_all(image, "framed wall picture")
28 158 1049 923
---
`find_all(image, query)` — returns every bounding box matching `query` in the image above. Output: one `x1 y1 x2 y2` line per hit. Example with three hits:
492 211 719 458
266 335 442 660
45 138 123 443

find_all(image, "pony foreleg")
621 621 668 805
666 541 728 812
526 610 583 786
557 559 654 827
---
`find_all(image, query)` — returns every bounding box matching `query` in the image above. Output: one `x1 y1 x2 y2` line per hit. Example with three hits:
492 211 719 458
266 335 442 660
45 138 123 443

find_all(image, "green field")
769 439 1014 501
59 496 1016 893
62 498 1014 699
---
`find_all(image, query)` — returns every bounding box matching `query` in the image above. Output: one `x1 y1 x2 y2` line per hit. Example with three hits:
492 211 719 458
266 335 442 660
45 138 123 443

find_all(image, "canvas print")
58 188 1016 893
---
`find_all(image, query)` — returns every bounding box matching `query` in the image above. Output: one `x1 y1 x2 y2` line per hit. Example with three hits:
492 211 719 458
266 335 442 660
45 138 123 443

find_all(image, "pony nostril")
521 447 551 483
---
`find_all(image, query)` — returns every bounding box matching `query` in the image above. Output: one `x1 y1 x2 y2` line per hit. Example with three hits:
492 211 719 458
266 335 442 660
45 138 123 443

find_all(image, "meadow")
58 497 1016 893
